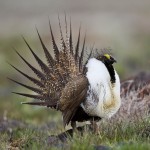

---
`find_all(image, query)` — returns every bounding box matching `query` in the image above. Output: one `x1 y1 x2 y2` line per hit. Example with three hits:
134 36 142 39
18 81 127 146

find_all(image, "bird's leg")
71 121 76 131
90 120 99 134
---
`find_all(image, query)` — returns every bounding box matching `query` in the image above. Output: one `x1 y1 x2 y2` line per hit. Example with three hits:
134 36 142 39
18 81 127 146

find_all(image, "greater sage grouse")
9 19 121 129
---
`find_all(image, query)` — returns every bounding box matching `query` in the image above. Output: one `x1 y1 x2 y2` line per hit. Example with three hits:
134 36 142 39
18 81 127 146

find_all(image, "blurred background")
0 0 150 125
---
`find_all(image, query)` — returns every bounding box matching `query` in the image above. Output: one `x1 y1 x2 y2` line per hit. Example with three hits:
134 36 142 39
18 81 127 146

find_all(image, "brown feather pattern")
10 18 92 126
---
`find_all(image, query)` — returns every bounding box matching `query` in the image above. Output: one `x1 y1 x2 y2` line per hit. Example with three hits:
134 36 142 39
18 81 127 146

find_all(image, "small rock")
94 145 111 150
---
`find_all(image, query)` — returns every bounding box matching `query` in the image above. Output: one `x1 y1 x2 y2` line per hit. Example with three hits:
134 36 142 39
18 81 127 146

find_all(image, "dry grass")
0 72 150 150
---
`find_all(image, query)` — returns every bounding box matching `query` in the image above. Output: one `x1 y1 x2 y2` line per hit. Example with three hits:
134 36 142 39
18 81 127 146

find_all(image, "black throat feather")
104 62 116 84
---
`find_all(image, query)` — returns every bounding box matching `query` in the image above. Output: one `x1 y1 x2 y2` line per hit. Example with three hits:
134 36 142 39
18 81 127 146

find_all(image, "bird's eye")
104 54 110 59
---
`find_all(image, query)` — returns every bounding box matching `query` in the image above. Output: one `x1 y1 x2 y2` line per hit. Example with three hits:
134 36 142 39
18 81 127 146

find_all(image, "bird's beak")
113 58 117 63
110 57 117 64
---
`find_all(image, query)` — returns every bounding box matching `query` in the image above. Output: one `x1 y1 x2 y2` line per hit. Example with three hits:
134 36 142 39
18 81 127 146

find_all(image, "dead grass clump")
109 72 150 123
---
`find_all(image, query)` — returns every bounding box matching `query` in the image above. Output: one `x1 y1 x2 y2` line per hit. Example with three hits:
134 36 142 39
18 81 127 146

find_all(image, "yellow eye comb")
104 54 110 59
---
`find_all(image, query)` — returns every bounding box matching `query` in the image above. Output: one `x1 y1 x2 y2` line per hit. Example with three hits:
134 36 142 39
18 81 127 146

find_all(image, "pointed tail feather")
49 20 59 61
79 33 86 71
21 101 57 108
75 25 81 62
12 92 46 100
69 18 74 55
8 78 43 94
36 28 54 67
8 62 45 88
64 13 69 44
83 47 93 74
15 49 46 81
22 36 50 75
58 15 66 51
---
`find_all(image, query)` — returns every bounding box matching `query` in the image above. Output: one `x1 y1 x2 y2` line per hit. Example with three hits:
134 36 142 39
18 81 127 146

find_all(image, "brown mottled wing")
59 75 88 126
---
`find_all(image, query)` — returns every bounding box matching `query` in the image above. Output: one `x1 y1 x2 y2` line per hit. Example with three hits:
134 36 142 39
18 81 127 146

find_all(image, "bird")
8 18 121 130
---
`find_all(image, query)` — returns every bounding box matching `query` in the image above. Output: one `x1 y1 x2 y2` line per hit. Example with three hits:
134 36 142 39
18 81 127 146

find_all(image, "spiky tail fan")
9 18 92 111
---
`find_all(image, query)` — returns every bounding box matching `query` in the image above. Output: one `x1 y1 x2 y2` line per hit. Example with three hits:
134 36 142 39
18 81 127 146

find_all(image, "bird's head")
97 53 117 65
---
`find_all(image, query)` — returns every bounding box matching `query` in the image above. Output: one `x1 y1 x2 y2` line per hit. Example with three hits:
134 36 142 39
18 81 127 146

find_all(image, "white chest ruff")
81 58 121 119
